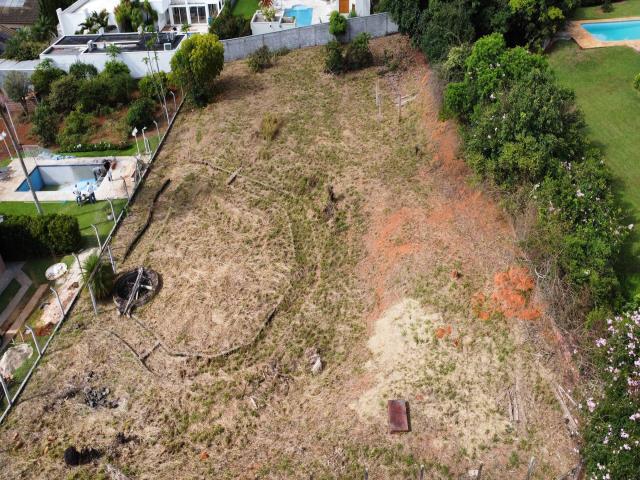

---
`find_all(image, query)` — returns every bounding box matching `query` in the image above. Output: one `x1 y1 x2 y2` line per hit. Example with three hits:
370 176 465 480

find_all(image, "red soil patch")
473 267 542 321
435 324 452 339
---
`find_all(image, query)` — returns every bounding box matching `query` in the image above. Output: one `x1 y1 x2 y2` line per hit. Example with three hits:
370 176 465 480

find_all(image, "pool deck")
0 156 138 202
568 17 640 51
277 0 338 24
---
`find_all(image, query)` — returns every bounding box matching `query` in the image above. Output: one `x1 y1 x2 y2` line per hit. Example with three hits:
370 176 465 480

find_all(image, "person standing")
73 184 81 205
86 182 96 204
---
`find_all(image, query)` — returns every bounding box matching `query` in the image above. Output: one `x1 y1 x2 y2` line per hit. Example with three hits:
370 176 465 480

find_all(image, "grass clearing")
548 40 640 293
572 0 640 19
0 37 576 479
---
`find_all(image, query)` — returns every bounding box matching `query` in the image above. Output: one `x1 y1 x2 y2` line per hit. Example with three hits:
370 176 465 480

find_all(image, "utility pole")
0 104 42 214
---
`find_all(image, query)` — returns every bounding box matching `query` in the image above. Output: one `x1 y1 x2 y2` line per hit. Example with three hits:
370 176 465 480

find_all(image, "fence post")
24 326 41 357
91 224 102 251
107 245 116 274
49 286 64 317
88 284 99 316
106 198 117 227
0 376 12 407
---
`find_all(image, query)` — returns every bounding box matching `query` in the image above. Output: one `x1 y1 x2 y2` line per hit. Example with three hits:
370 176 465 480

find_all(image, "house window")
208 4 218 19
190 6 207 23
172 6 187 24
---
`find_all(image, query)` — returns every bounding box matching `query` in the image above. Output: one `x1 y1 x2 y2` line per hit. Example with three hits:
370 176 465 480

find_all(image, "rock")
310 354 322 375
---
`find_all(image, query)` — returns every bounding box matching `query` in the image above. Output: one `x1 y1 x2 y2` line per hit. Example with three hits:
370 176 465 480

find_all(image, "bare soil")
0 36 580 479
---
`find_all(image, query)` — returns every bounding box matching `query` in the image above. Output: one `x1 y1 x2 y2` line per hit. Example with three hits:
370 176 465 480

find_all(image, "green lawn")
572 0 640 19
0 200 127 248
231 0 259 19
58 135 161 158
548 41 640 295
0 279 20 314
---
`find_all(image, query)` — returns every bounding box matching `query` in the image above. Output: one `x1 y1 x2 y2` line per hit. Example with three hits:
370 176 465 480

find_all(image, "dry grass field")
0 36 581 479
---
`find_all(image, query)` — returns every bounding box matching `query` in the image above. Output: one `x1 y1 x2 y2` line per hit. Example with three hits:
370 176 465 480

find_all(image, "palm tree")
76 9 110 34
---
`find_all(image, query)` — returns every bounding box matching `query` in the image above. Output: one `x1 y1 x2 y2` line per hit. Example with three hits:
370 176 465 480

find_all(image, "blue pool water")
283 5 313 27
17 164 99 192
583 20 640 41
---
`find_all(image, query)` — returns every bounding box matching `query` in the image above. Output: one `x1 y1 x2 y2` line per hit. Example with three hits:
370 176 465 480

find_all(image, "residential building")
56 0 225 36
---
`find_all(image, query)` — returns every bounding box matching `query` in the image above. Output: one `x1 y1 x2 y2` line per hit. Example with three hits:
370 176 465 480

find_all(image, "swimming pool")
16 164 100 192
283 5 313 27
582 20 640 41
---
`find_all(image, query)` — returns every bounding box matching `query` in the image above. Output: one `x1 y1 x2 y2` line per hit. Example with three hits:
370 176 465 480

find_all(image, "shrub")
31 59 66 97
209 6 251 40
601 0 613 12
57 108 95 150
349 5 357 17
82 253 114 300
126 97 156 129
78 76 111 112
324 40 344 74
31 102 59 146
0 214 82 259
259 112 281 141
440 43 471 83
104 72 135 105
247 46 273 73
3 28 47 61
49 75 81 113
69 61 98 79
138 71 168 99
583 312 640 479
169 33 224 106
103 59 131 77
634 73 640 92
329 11 347 36
344 32 373 71
416 0 474 62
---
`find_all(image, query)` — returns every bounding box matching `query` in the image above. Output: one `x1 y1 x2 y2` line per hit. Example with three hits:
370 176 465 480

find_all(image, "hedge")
0 214 82 260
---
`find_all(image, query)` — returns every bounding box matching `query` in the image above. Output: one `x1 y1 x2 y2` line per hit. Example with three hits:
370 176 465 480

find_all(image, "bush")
103 59 130 77
31 102 59 146
349 5 357 17
126 97 156 129
344 32 373 71
104 72 135 105
583 312 640 479
0 214 82 260
31 59 66 97
78 76 111 112
4 71 31 115
69 61 98 79
59 141 131 153
329 11 347 36
138 71 168 99
209 6 251 40
440 43 471 83
3 28 47 61
634 73 640 92
416 0 474 62
259 112 281 141
324 40 344 74
602 0 613 12
82 253 114 300
49 75 81 113
247 46 273 73
169 33 224 106
57 108 95 150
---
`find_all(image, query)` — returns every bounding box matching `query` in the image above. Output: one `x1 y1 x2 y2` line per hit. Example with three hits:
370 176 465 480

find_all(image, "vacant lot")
548 40 640 293
0 36 579 479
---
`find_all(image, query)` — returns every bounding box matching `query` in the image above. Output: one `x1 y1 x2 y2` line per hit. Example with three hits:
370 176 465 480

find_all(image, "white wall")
41 48 176 78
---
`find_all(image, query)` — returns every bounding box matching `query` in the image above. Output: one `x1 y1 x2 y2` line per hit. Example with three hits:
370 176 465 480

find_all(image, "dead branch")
102 329 155 375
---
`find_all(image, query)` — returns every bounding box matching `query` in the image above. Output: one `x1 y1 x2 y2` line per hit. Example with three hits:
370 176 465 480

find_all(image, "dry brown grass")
0 36 579 480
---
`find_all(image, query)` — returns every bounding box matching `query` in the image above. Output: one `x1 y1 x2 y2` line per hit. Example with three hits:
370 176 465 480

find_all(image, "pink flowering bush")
583 312 640 479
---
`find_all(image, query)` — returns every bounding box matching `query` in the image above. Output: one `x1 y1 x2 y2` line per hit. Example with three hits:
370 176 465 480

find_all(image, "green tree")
31 102 59 146
31 58 66 97
69 61 99 79
329 11 347 36
49 74 81 113
3 28 47 61
126 97 156 129
3 71 31 115
417 0 475 62
344 32 373 71
170 33 224 105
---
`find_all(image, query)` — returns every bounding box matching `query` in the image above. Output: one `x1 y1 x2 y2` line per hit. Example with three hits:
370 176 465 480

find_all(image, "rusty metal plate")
388 399 410 433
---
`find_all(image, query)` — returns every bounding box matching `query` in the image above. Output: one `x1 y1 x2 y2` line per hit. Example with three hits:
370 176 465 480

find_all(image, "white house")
56 0 227 36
